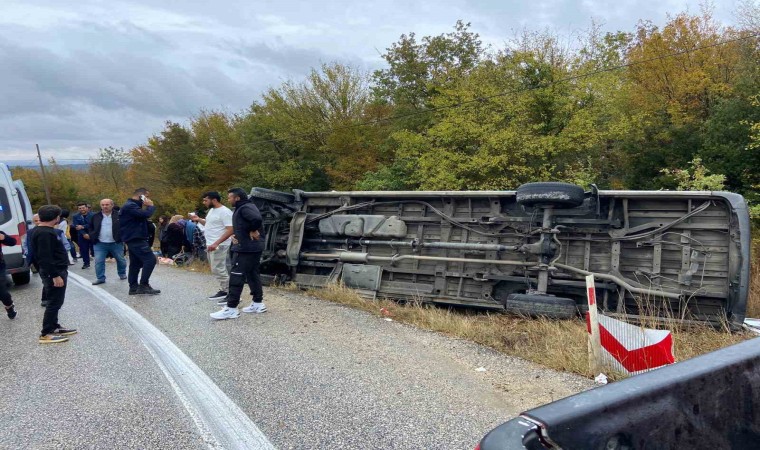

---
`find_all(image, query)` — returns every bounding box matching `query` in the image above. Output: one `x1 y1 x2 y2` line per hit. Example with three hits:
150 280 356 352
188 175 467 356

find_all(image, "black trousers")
0 264 12 307
227 251 263 308
40 270 67 335
126 239 156 286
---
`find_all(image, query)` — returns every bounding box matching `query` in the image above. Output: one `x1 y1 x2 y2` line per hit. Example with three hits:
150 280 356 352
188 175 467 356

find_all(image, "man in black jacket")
89 198 127 285
31 205 76 344
0 230 18 320
210 188 268 320
119 188 160 295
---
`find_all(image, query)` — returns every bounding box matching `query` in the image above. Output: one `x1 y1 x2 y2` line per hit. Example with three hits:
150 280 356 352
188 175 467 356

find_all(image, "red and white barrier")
586 275 675 375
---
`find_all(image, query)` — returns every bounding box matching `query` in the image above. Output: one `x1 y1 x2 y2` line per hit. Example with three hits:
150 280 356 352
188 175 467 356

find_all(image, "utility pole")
35 144 52 204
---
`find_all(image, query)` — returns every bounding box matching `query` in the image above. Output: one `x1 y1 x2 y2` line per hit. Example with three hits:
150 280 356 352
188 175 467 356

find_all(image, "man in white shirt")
88 199 127 285
193 191 234 301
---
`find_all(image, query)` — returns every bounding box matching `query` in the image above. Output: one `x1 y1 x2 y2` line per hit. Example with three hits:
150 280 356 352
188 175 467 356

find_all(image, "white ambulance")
0 163 32 285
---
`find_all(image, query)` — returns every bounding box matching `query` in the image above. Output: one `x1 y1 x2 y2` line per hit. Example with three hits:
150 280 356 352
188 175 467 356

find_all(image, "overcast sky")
0 0 742 162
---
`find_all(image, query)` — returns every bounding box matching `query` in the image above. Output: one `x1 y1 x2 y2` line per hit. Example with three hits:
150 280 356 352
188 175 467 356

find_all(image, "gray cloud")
0 0 740 161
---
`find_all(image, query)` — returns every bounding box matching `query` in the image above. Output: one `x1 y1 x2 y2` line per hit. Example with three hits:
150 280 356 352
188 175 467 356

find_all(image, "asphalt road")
0 262 593 449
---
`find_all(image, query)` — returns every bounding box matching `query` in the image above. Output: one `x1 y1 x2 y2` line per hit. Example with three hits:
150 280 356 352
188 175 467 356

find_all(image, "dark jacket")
147 222 156 247
118 198 156 243
25 227 68 268
72 211 94 230
30 226 68 278
0 231 17 266
89 212 122 245
231 198 265 253
165 223 185 249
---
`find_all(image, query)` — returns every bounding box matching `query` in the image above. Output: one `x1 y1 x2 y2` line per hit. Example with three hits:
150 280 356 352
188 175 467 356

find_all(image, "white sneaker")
210 307 240 320
242 303 267 314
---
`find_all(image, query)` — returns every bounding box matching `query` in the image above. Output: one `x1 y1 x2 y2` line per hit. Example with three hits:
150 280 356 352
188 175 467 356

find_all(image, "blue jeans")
94 242 127 281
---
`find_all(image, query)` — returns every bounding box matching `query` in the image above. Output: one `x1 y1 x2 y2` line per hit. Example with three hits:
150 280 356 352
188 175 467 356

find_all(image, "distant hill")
3 160 90 171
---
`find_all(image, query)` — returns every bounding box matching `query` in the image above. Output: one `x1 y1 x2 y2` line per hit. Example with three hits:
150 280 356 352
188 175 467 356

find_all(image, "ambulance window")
0 187 9 225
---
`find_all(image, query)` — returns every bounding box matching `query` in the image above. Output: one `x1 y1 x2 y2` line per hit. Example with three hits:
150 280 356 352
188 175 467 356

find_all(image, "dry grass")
171 257 212 274
282 282 756 380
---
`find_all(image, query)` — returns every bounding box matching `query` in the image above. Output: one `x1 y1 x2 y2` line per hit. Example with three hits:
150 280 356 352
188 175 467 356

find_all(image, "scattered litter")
380 307 392 317
595 373 608 385
384 318 393 322
744 318 760 334
475 367 487 372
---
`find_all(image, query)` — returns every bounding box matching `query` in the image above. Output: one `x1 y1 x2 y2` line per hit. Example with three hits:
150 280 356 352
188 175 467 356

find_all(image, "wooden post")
587 274 603 375
35 144 52 205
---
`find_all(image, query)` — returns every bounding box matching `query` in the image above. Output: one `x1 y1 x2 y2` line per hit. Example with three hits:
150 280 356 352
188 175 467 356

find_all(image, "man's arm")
0 231 16 246
123 202 156 219
207 226 234 252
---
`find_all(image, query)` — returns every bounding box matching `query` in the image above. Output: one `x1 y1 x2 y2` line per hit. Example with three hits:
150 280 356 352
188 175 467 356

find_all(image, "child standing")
31 205 77 344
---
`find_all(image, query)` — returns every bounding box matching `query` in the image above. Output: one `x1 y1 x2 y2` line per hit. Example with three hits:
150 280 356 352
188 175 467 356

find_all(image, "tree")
190 111 246 189
372 21 485 131
240 62 387 190
660 157 726 190
87 147 131 201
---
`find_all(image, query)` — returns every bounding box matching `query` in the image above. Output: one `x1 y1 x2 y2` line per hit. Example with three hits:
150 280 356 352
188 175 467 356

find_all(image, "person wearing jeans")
89 198 127 285
119 188 160 295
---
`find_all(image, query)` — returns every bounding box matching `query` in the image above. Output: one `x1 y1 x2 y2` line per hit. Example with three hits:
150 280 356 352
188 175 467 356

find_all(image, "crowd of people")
0 187 268 344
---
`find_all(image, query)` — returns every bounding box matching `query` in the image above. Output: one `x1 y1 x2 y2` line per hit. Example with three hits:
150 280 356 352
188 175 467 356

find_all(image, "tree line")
13 7 760 218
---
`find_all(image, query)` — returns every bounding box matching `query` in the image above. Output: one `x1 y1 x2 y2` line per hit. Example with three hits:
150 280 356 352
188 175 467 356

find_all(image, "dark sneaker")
119 275 127 280
136 284 161 295
92 279 105 285
217 297 229 306
208 291 228 300
128 285 138 295
39 335 69 344
6 305 17 320
82 264 90 269
53 327 77 336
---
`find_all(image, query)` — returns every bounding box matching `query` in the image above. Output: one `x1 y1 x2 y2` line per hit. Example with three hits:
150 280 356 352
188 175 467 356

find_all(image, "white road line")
69 273 275 450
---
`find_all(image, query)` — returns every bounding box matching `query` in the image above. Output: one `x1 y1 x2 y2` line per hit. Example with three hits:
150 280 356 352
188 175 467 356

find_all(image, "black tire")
249 188 296 205
504 293 577 320
12 270 31 286
515 182 585 208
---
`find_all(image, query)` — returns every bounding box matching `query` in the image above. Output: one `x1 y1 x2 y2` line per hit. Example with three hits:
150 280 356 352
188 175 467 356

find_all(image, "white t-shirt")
203 205 233 246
